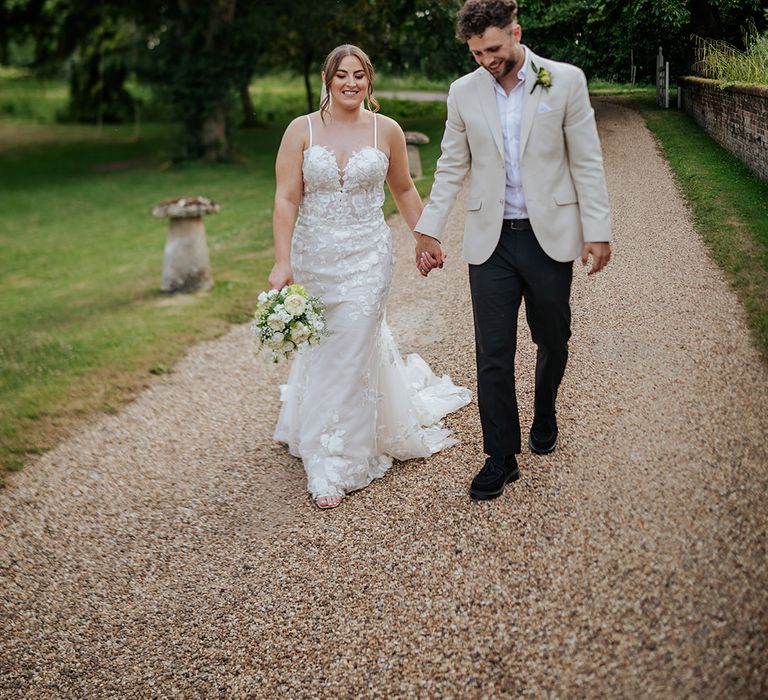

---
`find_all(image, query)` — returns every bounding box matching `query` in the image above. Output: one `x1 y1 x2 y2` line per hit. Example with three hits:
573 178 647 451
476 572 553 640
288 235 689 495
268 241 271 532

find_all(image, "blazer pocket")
553 186 578 206
536 107 565 120
466 197 483 211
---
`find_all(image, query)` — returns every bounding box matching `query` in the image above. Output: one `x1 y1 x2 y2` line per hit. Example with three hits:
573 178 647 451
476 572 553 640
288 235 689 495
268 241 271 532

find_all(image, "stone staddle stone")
161 217 213 293
404 131 429 179
153 197 218 293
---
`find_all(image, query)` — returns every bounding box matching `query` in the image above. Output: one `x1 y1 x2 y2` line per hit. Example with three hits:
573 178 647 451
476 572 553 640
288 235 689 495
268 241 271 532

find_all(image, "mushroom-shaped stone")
403 131 430 179
152 196 218 293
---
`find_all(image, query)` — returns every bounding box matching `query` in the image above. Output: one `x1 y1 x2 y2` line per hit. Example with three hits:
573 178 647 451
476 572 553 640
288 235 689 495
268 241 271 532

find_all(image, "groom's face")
467 23 523 80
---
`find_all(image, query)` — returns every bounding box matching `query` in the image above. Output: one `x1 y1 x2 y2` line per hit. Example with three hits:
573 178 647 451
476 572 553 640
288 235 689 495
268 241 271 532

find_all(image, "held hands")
268 261 293 290
415 233 445 277
581 242 611 276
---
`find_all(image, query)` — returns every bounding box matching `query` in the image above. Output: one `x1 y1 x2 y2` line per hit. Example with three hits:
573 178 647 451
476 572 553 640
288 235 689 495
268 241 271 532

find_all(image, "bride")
269 44 470 509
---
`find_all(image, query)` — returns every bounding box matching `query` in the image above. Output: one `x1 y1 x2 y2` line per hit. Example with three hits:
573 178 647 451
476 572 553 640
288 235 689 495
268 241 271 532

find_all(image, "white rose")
283 340 296 353
267 314 285 331
283 293 307 317
257 291 268 304
271 331 284 345
267 288 278 298
290 323 310 344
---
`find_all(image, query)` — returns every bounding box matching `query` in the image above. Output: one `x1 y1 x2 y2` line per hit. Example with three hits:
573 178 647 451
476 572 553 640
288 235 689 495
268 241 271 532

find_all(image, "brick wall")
679 77 768 182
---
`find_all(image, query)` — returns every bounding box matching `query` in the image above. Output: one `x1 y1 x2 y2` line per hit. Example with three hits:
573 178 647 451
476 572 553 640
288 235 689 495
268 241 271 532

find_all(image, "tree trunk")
204 0 238 51
202 106 227 161
303 51 314 114
240 79 257 128
199 0 237 159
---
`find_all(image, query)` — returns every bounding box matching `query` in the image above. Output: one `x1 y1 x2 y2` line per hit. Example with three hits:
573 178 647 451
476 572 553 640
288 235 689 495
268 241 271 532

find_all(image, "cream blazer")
415 49 611 264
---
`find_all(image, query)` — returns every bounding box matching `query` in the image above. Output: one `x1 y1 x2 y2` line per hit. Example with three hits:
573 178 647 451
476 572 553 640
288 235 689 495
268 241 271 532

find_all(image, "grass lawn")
629 92 768 363
0 76 447 479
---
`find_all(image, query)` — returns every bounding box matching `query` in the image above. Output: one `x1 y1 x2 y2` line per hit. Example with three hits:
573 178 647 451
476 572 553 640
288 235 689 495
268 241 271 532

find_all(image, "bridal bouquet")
252 284 327 362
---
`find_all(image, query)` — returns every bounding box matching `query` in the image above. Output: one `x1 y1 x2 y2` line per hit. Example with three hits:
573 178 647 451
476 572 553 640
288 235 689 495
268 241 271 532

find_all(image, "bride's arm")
383 117 444 274
269 118 305 289
383 118 424 235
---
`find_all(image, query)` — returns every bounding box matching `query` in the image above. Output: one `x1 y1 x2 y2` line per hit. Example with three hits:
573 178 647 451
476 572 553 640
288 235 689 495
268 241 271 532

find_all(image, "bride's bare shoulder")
284 112 317 133
281 112 318 149
375 113 407 143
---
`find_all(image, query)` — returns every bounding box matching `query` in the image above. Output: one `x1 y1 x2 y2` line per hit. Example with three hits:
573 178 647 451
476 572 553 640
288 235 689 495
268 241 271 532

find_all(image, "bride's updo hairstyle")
320 44 380 123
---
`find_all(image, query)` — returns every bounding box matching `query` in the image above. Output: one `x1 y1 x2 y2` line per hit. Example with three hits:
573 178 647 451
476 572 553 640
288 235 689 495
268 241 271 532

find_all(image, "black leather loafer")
470 456 520 500
528 416 558 455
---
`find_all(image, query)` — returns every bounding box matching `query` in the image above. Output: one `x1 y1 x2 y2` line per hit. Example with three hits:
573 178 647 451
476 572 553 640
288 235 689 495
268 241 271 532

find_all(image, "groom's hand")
581 242 611 276
415 233 445 277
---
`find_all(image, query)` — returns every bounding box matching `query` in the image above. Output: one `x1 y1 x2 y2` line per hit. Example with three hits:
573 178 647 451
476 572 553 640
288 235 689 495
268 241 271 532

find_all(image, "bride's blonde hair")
320 44 380 123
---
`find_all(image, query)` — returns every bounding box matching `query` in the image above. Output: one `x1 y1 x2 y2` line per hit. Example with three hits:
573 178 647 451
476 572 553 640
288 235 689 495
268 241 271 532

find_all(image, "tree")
264 1 369 114
138 1 242 159
369 0 473 78
582 0 766 81
3 0 276 158
262 0 471 113
2 0 141 123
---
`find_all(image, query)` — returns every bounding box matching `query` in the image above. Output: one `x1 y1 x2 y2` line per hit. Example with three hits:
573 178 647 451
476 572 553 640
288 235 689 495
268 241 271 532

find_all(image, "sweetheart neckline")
304 144 388 188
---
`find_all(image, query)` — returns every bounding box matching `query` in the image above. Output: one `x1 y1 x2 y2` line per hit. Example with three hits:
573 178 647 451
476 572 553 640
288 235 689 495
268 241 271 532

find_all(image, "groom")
415 0 611 500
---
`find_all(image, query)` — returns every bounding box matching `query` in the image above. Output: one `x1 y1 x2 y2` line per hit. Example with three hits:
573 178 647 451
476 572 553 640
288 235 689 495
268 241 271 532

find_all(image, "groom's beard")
486 57 517 79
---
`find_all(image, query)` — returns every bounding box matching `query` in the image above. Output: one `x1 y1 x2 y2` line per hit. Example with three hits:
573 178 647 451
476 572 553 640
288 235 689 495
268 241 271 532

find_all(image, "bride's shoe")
315 495 344 509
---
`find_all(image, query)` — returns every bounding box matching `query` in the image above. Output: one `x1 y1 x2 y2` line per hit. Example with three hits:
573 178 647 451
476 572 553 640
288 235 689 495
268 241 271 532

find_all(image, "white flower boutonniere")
530 61 553 94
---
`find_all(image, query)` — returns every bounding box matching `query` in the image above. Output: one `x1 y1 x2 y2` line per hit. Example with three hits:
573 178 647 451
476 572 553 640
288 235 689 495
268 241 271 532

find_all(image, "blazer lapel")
475 69 505 160
519 48 543 156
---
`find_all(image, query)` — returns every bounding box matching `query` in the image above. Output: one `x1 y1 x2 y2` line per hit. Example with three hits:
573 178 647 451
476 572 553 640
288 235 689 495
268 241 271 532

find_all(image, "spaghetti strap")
306 114 313 147
373 113 378 150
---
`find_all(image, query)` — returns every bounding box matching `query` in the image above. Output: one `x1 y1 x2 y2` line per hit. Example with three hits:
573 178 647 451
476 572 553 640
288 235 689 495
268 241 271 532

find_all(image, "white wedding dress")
274 114 471 498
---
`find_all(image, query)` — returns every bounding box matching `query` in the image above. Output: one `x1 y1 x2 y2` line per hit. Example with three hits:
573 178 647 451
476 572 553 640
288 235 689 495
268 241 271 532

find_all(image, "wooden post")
656 47 663 106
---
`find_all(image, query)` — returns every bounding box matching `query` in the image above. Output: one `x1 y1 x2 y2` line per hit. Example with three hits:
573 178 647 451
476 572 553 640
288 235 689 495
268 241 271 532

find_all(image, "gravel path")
2 99 766 698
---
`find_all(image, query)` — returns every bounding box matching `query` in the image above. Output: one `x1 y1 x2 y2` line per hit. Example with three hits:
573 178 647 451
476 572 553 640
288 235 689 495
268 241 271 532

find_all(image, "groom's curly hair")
456 0 518 41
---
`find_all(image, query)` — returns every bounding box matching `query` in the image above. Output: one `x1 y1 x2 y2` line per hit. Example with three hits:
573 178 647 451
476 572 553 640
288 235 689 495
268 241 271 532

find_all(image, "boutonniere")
530 61 552 94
